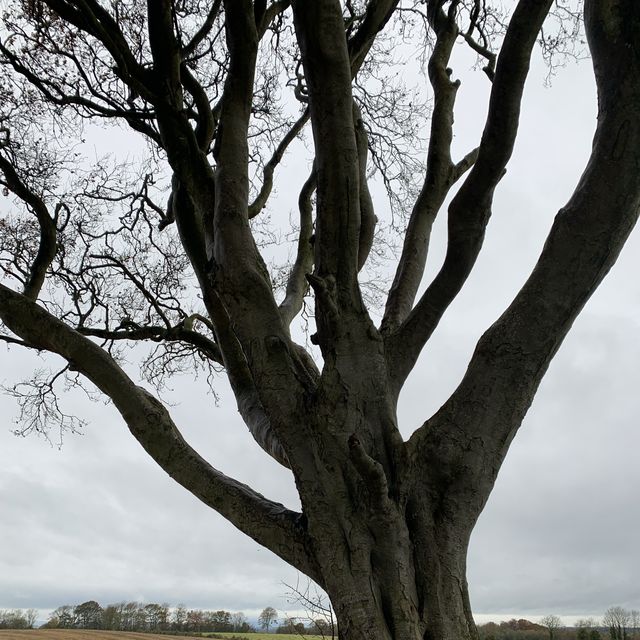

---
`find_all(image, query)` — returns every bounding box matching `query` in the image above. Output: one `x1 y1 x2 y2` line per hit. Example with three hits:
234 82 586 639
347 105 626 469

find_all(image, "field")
214 635 325 640
0 632 202 640
213 635 325 640
0 632 327 640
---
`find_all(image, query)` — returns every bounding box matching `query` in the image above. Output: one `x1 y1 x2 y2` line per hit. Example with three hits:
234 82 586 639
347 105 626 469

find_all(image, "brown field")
0 632 206 640
0 633 327 640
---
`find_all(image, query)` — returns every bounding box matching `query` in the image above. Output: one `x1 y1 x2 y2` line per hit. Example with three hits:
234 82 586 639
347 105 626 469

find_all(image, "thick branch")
348 0 400 76
182 0 223 59
387 0 554 391
279 167 316 327
0 154 57 301
77 323 224 366
181 62 216 151
408 0 640 530
199 287 291 468
257 1 292 39
147 0 183 108
353 102 376 271
291 0 361 304
42 0 156 102
0 283 320 582
381 1 463 334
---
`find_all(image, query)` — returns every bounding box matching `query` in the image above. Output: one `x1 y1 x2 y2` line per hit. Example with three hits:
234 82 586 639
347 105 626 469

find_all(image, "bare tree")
577 618 599 640
605 607 631 640
231 611 248 632
540 615 563 640
259 606 278 632
0 2 639 640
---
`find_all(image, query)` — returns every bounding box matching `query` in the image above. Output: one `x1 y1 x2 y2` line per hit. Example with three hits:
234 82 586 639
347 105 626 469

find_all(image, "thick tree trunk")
287 336 480 640
300 453 479 640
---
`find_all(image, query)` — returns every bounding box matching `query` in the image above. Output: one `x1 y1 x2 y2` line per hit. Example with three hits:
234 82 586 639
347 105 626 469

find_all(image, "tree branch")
0 152 57 301
381 0 463 335
291 0 361 310
407 0 640 530
77 323 224 367
348 0 400 76
353 101 376 271
42 0 156 102
0 283 321 583
182 0 223 59
257 1 291 39
386 0 554 392
279 166 316 327
248 108 310 219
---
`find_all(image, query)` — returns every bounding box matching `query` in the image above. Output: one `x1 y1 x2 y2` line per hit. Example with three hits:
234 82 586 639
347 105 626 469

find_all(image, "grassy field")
0 632 204 640
0 632 328 640
212 634 326 640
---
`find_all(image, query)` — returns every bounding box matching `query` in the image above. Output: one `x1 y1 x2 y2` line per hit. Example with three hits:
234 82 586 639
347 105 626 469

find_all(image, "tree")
101 604 122 631
74 600 103 629
172 604 187 632
259 606 278 632
231 611 249 632
604 607 631 640
577 618 598 640
24 609 37 629
0 609 29 629
48 605 74 629
0 1 638 639
186 608 205 633
207 609 232 632
540 615 562 640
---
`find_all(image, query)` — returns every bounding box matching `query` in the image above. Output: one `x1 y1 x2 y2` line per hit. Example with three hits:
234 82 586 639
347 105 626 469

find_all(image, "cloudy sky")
1 28 640 627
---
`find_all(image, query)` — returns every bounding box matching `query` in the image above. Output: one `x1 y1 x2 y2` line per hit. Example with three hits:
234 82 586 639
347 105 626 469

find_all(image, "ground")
0 631 327 640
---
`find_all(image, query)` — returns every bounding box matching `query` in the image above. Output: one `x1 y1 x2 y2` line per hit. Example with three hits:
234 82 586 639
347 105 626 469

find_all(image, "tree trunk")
299 440 480 640
285 335 480 640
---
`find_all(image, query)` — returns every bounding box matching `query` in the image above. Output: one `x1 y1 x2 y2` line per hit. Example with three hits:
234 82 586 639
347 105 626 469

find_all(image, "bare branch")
41 0 156 103
0 282 321 583
348 0 400 76
353 101 376 271
381 0 461 335
0 151 57 301
291 0 360 306
182 0 223 59
279 166 316 327
77 322 224 367
248 108 310 219
0 332 35 349
407 0 640 528
386 0 555 391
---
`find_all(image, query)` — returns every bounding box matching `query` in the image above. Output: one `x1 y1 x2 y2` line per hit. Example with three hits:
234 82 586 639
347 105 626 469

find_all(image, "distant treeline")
478 618 603 640
42 601 254 634
478 608 640 640
39 601 333 636
3 603 638 639
0 609 38 629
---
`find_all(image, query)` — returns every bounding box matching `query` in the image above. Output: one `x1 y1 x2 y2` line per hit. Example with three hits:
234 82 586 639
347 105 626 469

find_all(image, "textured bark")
1 2 640 639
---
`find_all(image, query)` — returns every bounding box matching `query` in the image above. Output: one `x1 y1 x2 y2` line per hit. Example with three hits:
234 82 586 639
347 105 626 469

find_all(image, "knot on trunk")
348 433 391 505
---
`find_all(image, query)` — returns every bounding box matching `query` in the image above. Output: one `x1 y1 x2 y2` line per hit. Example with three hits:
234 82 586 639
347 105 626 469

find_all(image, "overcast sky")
1 31 640 627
